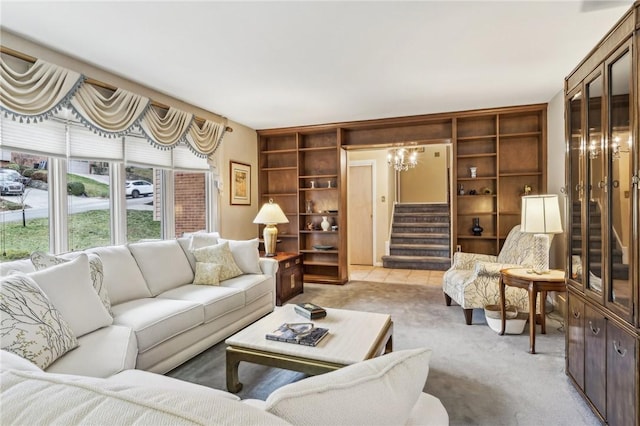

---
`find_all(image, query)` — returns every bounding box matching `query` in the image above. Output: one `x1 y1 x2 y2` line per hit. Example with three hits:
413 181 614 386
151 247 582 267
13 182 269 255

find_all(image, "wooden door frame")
347 160 376 266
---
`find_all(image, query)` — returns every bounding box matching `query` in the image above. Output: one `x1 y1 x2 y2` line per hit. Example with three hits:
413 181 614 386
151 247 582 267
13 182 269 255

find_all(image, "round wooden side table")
498 268 566 354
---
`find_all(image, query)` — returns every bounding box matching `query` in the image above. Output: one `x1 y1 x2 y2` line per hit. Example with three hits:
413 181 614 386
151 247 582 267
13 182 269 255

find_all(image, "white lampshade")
253 199 289 225
521 195 563 234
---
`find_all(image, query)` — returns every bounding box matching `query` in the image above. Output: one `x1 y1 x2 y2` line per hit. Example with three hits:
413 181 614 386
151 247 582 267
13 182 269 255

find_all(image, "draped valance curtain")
0 58 226 158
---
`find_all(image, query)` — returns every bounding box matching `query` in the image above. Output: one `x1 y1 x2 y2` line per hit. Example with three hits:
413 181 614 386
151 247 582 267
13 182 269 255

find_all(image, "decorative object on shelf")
327 180 332 188
468 189 477 195
331 225 338 231
520 194 563 274
523 184 532 196
310 181 315 189
230 161 251 205
321 216 331 231
313 245 334 251
482 187 492 195
326 209 338 213
386 147 418 172
458 184 465 195
306 222 314 230
253 198 289 257
471 217 484 236
305 200 313 214
469 166 477 178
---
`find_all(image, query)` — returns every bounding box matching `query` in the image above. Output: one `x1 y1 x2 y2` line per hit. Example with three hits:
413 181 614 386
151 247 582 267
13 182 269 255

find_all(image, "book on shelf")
294 302 327 320
265 322 329 347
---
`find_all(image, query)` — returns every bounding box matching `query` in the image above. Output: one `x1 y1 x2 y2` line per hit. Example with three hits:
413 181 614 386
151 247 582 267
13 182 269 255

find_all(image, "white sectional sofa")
0 234 278 377
1 347 449 425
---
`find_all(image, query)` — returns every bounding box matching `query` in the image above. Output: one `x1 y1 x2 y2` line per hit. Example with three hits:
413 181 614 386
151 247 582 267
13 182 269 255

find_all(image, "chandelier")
387 148 418 172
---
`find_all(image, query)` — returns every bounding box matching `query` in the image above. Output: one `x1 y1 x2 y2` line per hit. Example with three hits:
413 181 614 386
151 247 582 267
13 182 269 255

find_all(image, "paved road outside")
1 187 152 223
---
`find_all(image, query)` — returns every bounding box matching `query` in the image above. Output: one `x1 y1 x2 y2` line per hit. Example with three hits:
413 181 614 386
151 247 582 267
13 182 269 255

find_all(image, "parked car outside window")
0 175 24 196
0 168 28 184
125 180 153 198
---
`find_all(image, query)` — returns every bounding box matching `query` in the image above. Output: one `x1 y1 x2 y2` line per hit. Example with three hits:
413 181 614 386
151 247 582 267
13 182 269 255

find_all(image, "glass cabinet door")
568 90 584 286
607 47 632 315
586 73 604 297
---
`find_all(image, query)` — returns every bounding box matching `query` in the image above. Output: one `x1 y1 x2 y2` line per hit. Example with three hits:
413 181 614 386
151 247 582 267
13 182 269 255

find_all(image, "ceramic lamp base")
263 224 278 257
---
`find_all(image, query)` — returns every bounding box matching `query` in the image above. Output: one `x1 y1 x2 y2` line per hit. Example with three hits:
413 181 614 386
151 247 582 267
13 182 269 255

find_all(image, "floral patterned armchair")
442 225 538 324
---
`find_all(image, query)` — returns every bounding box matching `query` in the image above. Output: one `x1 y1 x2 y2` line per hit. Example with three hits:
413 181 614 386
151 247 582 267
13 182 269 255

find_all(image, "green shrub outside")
67 181 85 196
4 163 20 172
32 170 48 182
22 168 36 178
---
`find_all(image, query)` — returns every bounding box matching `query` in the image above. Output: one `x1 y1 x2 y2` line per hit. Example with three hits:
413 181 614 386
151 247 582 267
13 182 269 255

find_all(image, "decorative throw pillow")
193 262 223 286
30 251 112 316
191 242 243 282
217 238 262 274
264 348 432 426
28 254 113 338
0 273 78 370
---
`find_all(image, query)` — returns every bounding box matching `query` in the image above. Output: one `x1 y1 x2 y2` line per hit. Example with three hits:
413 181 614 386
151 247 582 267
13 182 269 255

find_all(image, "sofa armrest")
473 261 521 278
259 258 279 277
451 252 497 270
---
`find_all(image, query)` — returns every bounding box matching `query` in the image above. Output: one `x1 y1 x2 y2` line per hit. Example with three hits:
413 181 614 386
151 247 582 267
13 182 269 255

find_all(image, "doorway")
348 162 374 265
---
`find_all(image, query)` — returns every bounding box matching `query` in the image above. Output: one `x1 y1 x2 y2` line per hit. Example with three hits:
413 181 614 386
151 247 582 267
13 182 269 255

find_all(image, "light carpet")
167 281 598 426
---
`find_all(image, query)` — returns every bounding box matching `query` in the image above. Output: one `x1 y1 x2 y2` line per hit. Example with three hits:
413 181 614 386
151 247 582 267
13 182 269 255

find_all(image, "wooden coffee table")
224 304 393 392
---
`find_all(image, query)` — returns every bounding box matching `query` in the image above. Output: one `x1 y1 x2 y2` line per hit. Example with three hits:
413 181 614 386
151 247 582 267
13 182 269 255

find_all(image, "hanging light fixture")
387 147 418 172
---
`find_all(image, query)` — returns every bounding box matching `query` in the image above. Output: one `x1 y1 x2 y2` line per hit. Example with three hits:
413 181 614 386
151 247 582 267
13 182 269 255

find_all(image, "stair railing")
386 201 397 256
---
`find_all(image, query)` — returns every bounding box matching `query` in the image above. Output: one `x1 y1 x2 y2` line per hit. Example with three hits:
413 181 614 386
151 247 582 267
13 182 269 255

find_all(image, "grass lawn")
1 209 161 261
67 174 110 198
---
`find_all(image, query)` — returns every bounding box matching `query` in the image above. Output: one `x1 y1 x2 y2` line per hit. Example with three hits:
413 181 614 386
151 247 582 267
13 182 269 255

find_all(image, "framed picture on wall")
230 161 251 205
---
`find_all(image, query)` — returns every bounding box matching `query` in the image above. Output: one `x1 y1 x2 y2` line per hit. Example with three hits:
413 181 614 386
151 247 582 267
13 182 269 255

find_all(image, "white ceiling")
0 1 634 130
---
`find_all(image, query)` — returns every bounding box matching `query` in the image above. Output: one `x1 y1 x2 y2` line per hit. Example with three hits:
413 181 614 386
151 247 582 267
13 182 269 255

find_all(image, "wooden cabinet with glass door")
564 4 639 424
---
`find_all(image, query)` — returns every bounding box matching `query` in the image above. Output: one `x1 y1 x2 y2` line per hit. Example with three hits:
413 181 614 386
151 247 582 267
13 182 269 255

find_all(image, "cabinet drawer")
584 305 606 417
606 322 637 426
567 293 585 389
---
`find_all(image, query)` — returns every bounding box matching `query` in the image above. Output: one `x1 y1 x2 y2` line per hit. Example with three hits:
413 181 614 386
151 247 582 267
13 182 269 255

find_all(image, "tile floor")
348 265 445 287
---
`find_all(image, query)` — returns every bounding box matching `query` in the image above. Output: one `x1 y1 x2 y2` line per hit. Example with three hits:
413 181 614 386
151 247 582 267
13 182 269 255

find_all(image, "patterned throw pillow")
191 242 243 282
30 251 112 316
193 262 223 286
0 273 78 370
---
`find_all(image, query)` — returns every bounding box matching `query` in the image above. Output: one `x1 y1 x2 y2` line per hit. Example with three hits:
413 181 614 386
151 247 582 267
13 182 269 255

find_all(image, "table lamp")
520 194 563 274
253 199 289 257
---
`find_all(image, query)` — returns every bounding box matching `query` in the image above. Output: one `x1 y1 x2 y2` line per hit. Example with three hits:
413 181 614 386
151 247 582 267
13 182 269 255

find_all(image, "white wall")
547 89 566 270
218 120 260 239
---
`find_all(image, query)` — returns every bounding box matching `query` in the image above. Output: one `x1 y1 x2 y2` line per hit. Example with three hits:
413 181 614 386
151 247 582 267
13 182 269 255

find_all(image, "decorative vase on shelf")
321 216 331 231
306 200 313 214
472 217 483 236
470 167 477 178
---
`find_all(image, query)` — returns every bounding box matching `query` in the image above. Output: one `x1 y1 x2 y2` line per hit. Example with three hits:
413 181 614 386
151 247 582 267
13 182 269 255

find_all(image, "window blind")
172 144 211 171
0 116 67 158
124 135 172 168
68 125 124 161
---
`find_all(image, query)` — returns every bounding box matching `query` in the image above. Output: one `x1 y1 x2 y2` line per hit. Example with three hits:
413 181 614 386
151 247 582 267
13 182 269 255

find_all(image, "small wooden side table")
499 268 566 354
264 252 303 306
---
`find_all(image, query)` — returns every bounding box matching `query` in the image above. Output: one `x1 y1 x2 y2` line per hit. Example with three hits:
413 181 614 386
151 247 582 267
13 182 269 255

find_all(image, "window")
126 166 161 242
174 171 208 237
0 150 50 260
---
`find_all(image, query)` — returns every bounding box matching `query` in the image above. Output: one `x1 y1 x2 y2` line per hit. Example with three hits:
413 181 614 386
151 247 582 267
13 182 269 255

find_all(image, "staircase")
382 203 451 271
571 201 629 280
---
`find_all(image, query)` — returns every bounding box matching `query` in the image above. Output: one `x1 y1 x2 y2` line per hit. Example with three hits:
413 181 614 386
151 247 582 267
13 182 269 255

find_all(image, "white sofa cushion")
28 254 113 338
87 245 152 305
111 298 204 353
45 325 138 378
222 273 273 305
30 251 112 315
106 369 241 401
128 240 194 296
192 241 244 281
1 349 42 372
218 238 262 274
177 237 198 272
0 259 35 276
0 273 78 370
264 348 432 426
188 231 221 250
157 284 245 323
406 393 450 426
0 369 292 426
